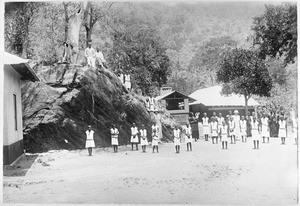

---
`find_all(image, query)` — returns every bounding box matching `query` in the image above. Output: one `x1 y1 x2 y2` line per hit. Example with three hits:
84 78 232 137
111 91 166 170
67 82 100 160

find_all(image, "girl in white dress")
202 113 210 141
140 124 148 152
174 126 181 153
124 74 131 91
185 123 192 151
240 116 247 142
278 116 287 144
261 114 270 143
210 117 218 144
251 117 260 149
110 124 119 152
85 125 95 156
219 121 229 149
228 117 236 144
152 125 159 153
217 113 224 142
233 110 240 140
130 123 139 150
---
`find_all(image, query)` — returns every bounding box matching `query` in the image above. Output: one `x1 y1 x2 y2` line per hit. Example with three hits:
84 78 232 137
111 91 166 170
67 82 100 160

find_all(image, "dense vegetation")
5 1 297 114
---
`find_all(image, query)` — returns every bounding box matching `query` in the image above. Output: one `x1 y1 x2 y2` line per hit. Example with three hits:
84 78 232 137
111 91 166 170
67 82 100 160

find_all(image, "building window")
166 99 185 110
13 94 17 131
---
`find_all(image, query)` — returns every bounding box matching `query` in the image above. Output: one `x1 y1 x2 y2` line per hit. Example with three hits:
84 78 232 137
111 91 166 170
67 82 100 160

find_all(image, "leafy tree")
252 3 297 64
83 1 113 46
108 26 171 95
5 2 42 58
216 48 273 114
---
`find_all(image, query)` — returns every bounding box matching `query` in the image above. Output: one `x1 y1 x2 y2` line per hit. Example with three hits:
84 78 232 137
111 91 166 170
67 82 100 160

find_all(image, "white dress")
261 117 269 137
219 125 229 141
140 129 148 146
185 126 192 143
130 127 139 143
233 115 240 138
124 74 131 90
174 129 181 146
217 117 224 128
202 117 209 135
228 121 235 136
149 97 155 111
210 122 218 137
85 130 95 148
251 121 259 140
152 131 159 146
240 120 247 136
118 73 124 84
278 120 287 138
111 128 119 146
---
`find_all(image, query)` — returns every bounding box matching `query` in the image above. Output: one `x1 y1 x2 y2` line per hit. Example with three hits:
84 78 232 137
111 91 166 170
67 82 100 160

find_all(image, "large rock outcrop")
22 64 172 153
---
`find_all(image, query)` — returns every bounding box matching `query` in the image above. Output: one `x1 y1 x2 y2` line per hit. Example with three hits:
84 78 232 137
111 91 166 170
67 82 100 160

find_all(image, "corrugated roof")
189 85 259 107
4 52 29 65
4 52 39 82
156 90 196 101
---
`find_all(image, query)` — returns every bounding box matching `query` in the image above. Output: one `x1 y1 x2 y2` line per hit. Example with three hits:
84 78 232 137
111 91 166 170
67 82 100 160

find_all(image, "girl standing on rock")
251 117 260 149
219 121 229 149
130 123 139 150
174 125 181 153
85 125 95 156
111 124 119 153
140 124 148 152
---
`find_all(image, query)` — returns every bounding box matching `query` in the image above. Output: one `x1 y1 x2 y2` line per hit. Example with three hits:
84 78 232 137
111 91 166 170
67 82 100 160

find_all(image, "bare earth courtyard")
3 137 298 204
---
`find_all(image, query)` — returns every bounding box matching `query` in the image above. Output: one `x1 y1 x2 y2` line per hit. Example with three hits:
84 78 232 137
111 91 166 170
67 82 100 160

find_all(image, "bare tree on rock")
65 2 88 64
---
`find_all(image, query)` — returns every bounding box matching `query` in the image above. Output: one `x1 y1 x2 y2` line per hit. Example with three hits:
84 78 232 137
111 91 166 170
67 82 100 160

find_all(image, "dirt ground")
3 137 298 204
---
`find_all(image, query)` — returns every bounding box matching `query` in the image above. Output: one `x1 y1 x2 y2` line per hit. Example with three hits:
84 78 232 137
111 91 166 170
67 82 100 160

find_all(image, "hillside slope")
21 64 172 153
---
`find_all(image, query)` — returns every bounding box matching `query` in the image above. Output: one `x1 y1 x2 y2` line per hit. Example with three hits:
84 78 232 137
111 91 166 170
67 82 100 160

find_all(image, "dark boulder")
22 64 172 153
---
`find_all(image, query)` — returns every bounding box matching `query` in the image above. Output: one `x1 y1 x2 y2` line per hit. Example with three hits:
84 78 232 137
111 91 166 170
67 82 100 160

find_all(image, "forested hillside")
5 1 297 113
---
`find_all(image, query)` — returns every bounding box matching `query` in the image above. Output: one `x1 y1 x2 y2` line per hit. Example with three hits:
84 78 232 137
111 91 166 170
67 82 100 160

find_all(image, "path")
3 137 298 204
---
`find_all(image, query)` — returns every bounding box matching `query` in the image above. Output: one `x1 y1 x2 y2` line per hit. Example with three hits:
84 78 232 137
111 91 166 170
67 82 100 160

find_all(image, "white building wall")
3 65 23 146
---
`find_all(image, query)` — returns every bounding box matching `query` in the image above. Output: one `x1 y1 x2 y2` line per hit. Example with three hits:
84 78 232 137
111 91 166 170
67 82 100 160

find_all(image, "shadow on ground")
3 154 39 177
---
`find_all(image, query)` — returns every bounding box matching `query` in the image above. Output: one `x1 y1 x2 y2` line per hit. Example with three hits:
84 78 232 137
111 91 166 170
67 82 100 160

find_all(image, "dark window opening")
166 99 185 110
13 94 17 131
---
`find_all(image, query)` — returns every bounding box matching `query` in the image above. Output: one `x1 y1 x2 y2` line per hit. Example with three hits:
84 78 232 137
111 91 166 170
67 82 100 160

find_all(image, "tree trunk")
63 3 69 42
67 2 88 64
84 2 93 47
86 27 92 47
21 19 29 58
244 94 248 116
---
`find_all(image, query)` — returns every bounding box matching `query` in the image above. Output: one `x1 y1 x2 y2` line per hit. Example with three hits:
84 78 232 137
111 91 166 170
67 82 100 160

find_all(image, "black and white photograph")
2 0 298 204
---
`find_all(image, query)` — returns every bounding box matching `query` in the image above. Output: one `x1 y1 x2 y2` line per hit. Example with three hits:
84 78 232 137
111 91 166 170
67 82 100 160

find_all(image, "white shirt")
85 47 95 58
217 117 224 125
211 122 218 131
240 120 246 129
279 120 286 129
125 74 131 82
86 130 94 140
110 128 119 136
140 129 147 137
95 51 106 63
131 127 138 135
174 129 180 138
202 117 209 126
186 126 192 135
